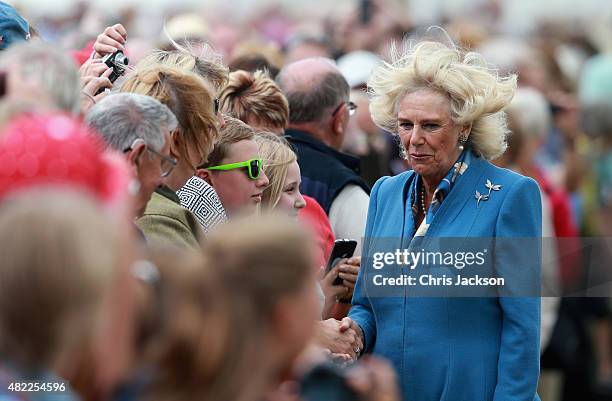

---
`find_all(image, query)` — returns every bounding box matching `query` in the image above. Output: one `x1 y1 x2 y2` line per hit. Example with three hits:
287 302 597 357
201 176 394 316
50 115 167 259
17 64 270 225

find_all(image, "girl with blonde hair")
255 133 358 321
255 133 305 215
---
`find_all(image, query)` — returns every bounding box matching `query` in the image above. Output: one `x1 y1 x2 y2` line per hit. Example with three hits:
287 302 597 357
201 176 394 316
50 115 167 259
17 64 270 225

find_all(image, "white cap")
160 13 209 46
337 50 380 89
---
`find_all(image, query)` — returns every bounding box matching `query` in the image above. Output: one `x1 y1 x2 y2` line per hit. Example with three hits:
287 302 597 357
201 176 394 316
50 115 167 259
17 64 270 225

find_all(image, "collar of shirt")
155 185 181 205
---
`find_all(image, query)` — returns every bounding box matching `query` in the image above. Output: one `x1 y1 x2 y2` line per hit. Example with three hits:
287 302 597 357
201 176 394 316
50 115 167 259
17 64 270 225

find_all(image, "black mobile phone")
326 239 357 286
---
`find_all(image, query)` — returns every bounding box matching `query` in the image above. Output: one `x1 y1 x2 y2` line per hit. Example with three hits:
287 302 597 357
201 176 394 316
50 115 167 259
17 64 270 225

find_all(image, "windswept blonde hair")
119 65 218 165
220 70 289 133
255 133 296 209
138 44 229 93
368 40 517 160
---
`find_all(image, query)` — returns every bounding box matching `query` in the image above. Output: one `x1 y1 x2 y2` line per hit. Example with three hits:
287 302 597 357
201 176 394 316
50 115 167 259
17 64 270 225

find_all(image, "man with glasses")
85 92 177 219
276 58 370 256
195 117 270 217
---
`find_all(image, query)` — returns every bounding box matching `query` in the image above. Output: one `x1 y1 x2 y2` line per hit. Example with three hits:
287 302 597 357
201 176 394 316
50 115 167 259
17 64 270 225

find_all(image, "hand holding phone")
326 239 357 286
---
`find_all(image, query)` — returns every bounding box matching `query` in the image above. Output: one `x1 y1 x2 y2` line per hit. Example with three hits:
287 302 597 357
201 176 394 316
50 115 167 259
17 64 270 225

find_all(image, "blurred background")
5 0 611 400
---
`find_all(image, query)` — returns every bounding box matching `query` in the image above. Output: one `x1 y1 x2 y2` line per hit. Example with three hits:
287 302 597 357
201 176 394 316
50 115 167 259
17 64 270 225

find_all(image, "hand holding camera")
79 49 130 113
101 50 129 85
79 58 113 113
93 24 127 59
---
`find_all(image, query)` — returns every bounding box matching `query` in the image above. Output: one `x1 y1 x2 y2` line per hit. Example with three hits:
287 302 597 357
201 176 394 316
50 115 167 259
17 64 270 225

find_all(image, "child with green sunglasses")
195 118 270 217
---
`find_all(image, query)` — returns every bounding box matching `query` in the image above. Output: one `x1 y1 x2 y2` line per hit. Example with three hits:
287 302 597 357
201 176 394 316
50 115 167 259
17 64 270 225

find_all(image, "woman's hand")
79 59 113 113
313 318 363 360
319 265 351 318
339 317 364 355
337 256 361 302
93 24 127 59
80 57 110 79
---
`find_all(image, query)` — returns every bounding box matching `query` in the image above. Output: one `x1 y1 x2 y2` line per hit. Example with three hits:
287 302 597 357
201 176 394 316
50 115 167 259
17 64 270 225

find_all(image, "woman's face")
275 161 306 217
397 88 467 184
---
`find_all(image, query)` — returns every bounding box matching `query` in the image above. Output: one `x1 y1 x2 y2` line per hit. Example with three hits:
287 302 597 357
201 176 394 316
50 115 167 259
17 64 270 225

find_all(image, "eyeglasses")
147 148 177 178
207 158 263 180
331 101 358 117
124 139 177 178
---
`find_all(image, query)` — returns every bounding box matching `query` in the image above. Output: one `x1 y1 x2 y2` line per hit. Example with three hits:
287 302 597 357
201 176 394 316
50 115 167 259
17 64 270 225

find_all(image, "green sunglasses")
207 158 264 180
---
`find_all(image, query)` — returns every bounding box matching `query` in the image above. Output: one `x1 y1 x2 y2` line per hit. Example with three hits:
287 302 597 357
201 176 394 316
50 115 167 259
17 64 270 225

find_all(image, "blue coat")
349 153 542 401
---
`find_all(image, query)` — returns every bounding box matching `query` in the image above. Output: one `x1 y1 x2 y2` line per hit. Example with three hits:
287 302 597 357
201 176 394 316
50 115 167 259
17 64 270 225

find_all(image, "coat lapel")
424 155 488 238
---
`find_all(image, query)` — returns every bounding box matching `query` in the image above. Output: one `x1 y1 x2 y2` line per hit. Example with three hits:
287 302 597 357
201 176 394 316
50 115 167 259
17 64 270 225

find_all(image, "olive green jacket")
136 186 203 249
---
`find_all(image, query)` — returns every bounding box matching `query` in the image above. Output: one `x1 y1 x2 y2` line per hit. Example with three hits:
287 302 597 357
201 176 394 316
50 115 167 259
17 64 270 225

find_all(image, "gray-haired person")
0 41 81 115
86 92 178 218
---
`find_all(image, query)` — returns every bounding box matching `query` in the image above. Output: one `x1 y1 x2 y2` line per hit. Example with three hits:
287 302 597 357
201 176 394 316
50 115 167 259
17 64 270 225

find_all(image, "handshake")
314 317 365 362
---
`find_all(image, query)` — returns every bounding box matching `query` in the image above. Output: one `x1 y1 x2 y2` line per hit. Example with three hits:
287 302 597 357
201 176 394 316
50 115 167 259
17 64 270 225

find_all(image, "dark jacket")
286 129 370 214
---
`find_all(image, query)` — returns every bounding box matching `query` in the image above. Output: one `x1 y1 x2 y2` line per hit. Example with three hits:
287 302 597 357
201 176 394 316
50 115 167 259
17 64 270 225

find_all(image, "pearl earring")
458 135 468 151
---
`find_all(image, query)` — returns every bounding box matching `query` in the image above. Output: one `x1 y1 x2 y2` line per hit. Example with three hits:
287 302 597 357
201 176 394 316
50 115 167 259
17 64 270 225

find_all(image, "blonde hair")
220 70 289 132
138 46 229 93
119 65 218 165
368 39 517 160
0 190 118 370
255 133 296 209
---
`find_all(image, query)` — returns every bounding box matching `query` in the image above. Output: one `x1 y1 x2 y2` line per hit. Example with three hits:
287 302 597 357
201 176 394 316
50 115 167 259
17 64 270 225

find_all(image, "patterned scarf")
410 149 471 237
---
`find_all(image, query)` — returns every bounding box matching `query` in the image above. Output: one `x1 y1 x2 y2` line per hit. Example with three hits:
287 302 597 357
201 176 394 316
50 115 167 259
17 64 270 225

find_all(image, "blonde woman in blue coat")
343 39 543 401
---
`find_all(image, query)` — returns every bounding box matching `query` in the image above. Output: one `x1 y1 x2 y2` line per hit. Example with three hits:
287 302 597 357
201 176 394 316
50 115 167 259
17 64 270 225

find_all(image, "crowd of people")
0 0 610 401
